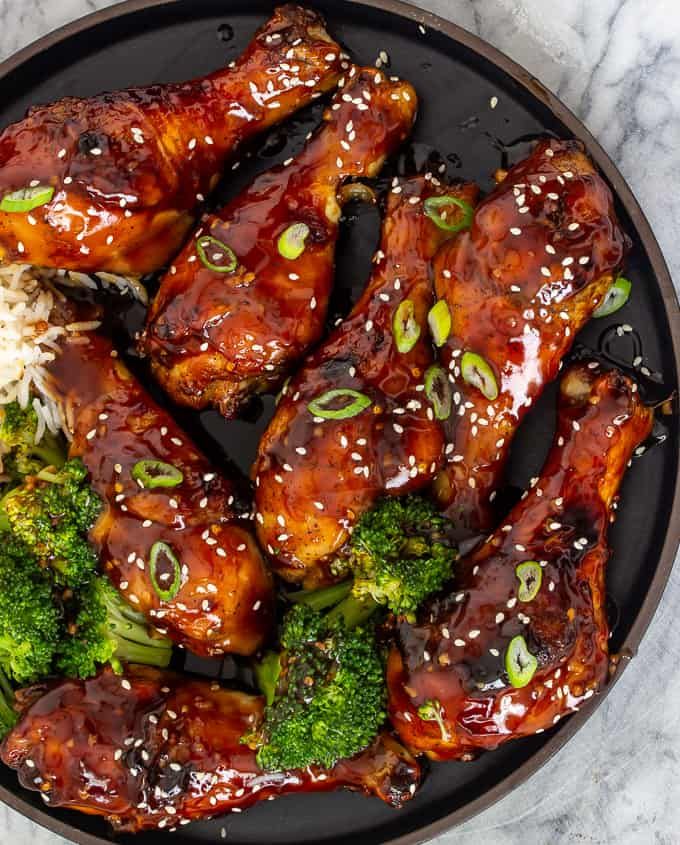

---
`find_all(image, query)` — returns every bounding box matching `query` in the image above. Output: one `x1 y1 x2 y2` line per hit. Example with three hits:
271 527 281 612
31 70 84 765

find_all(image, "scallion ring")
149 541 182 602
592 276 632 318
424 365 452 420
278 222 310 260
308 388 372 420
423 195 474 232
515 561 543 602
505 635 538 688
461 351 499 401
196 235 237 273
427 299 451 347
131 459 183 489
0 184 55 213
393 299 421 353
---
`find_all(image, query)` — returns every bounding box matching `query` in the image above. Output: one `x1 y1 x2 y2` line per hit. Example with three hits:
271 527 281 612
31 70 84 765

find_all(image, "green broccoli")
332 495 458 619
58 576 172 678
0 530 62 684
246 586 385 772
0 438 172 686
0 668 18 737
2 458 102 588
0 401 65 485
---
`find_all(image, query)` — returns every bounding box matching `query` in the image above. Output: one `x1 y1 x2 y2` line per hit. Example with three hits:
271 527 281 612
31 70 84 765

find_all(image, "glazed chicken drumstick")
0 5 345 274
432 139 629 538
254 176 476 586
143 67 417 418
1 666 421 831
387 361 653 759
46 330 273 657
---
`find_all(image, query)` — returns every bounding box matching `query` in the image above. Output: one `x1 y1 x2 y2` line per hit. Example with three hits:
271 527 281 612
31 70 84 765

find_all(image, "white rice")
0 263 132 443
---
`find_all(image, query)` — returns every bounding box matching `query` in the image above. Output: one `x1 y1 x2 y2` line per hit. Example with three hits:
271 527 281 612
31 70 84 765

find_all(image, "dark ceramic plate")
0 1 678 844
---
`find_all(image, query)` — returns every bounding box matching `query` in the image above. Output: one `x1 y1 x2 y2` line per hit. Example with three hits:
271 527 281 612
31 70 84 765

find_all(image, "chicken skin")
432 139 629 538
143 67 417 418
46 330 273 657
1 666 422 831
0 5 345 274
254 177 476 586
387 362 653 759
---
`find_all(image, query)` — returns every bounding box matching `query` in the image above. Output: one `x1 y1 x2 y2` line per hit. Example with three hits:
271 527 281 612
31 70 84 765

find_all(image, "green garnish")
461 351 499 401
423 195 474 232
0 185 55 213
393 299 420 353
131 459 183 489
505 635 538 688
308 388 372 420
196 235 237 273
278 222 310 260
149 541 182 602
427 299 451 347
417 698 450 741
424 365 452 420
515 561 542 602
592 276 632 318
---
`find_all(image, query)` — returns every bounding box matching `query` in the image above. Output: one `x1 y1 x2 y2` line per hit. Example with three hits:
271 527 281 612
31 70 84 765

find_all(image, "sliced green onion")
461 351 499 401
423 195 474 232
131 459 183 489
505 635 538 688
592 276 632 318
425 365 452 420
417 698 450 741
0 184 54 213
428 299 451 347
307 388 372 420
515 561 543 602
393 299 421 353
278 222 310 260
196 235 237 273
149 541 182 602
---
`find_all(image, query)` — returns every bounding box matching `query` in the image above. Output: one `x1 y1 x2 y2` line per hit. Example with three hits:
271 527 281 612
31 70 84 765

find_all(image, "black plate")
0 2 678 844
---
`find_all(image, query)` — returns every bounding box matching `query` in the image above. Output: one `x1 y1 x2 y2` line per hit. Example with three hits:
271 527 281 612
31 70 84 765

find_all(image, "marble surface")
0 0 678 843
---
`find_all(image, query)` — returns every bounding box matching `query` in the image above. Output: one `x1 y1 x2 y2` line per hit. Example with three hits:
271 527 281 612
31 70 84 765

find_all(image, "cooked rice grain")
0 263 104 440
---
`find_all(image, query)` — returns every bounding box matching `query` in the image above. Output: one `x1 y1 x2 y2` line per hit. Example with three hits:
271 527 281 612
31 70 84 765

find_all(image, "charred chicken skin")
1 666 421 831
387 362 653 759
0 5 345 274
143 67 417 418
432 139 629 538
46 331 273 657
254 177 476 586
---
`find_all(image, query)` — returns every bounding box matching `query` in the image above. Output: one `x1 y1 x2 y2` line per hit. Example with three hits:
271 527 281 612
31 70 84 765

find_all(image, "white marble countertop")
0 0 678 843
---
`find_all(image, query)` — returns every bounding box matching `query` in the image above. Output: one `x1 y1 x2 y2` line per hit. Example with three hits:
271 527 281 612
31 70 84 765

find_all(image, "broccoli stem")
0 667 17 736
103 582 172 670
325 593 379 629
255 652 281 706
287 580 353 611
31 436 66 471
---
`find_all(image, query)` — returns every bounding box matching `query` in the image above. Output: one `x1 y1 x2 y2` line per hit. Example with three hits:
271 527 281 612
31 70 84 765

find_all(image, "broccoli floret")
58 576 172 679
0 530 62 684
0 668 18 738
339 496 458 617
3 458 101 588
0 401 66 485
246 600 385 772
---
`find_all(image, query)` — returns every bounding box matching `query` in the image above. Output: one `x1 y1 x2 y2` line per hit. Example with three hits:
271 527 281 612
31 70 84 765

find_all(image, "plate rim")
0 1 677 844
